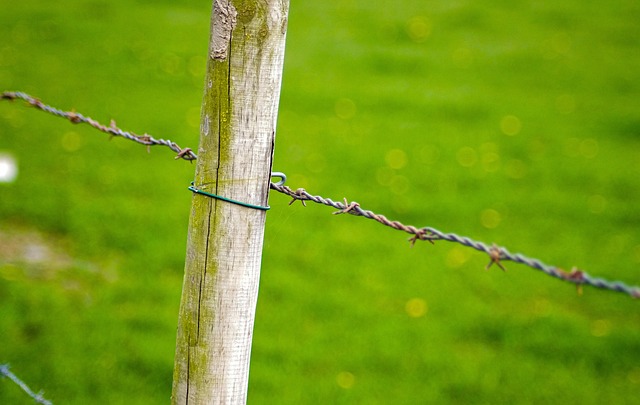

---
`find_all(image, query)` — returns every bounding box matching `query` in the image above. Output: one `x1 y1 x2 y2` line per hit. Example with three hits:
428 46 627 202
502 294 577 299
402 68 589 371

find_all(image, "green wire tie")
188 182 270 211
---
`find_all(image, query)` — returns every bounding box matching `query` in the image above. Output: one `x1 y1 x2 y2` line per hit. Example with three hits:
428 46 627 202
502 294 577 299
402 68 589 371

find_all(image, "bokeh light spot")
446 246 472 268
533 299 551 317
2 108 25 128
385 148 407 169
335 98 356 120
406 16 431 42
61 131 83 152
456 146 477 167
336 371 355 389
160 53 183 76
587 194 607 214
563 137 581 157
376 166 394 186
500 115 522 136
390 175 410 195
543 32 572 59
480 208 501 229
405 298 428 318
505 159 527 179
0 153 18 183
188 55 206 78
590 319 611 337
580 138 599 159
481 152 500 173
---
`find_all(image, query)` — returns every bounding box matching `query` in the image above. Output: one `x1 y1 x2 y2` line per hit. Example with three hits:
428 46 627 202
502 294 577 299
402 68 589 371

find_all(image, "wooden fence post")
171 1 289 403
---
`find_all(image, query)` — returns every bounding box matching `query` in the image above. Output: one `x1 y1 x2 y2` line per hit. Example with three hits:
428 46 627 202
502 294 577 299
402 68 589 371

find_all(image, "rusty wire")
1 91 197 161
2 90 639 299
269 182 640 299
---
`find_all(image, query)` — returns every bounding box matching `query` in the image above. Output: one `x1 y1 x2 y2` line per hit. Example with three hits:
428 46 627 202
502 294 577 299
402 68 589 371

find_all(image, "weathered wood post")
171 1 289 403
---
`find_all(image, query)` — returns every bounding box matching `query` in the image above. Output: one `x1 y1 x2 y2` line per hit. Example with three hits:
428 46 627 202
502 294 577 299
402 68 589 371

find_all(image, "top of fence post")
171 0 290 403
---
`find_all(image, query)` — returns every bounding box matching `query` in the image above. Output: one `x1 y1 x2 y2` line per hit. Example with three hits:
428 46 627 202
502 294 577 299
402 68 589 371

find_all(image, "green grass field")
1 1 639 403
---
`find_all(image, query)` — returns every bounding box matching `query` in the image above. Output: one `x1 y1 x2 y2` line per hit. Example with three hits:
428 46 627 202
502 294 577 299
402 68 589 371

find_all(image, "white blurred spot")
0 153 18 183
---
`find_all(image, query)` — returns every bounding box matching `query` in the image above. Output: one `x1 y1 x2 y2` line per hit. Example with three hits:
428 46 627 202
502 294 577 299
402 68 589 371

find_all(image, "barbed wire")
0 364 53 405
2 90 639 299
1 91 197 161
269 183 640 298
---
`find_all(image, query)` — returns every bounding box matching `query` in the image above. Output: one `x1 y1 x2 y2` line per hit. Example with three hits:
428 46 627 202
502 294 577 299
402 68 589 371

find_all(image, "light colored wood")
171 1 289 403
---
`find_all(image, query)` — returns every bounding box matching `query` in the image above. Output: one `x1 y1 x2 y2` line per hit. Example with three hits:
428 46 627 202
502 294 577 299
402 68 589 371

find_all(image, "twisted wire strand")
0 364 53 405
3 90 638 298
269 183 640 299
1 91 197 161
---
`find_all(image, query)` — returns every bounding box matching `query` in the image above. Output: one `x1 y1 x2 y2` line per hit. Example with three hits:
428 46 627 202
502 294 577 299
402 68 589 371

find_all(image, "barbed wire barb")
3 90 639 299
0 364 53 405
1 91 197 161
269 182 640 299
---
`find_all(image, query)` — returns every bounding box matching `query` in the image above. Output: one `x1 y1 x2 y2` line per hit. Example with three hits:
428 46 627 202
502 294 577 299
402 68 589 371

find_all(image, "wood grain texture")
172 1 289 403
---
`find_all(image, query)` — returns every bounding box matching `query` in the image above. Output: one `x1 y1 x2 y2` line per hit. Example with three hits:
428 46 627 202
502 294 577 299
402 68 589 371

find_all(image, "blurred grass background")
1 0 639 403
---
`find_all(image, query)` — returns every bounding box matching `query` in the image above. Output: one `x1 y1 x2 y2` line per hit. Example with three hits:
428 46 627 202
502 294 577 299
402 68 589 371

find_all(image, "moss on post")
171 1 289 403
